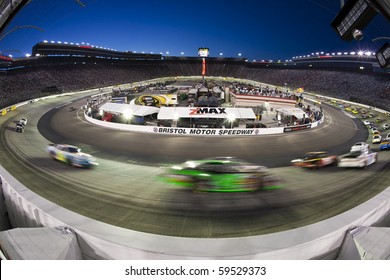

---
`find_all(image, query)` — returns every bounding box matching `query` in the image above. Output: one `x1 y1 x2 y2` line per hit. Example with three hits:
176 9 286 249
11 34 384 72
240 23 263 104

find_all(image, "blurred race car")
291 151 338 169
350 142 370 152
19 118 27 126
380 141 390 151
161 157 281 192
46 144 98 167
338 148 377 168
15 123 24 133
372 134 382 144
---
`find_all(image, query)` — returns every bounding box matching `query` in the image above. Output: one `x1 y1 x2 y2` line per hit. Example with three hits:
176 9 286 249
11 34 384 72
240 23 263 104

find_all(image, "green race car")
162 157 281 192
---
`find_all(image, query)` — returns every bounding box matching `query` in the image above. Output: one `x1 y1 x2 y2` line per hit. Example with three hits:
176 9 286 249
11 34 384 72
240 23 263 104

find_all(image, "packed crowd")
240 68 390 111
231 83 297 100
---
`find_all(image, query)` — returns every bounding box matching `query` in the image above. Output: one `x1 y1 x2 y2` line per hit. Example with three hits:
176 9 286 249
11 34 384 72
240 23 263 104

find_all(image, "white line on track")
76 108 100 126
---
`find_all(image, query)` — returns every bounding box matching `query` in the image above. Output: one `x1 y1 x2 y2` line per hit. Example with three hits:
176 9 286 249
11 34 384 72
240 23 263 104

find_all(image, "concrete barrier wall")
85 113 286 136
86 113 325 137
0 178 11 231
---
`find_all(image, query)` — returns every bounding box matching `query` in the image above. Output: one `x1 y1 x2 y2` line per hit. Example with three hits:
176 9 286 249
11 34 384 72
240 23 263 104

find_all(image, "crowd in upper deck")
0 61 389 111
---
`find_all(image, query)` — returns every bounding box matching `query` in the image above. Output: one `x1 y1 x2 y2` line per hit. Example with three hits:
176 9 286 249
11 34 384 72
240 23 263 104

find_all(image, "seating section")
0 60 389 111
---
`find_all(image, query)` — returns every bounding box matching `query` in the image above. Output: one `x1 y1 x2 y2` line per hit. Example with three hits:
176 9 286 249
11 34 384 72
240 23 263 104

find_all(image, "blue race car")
379 141 390 151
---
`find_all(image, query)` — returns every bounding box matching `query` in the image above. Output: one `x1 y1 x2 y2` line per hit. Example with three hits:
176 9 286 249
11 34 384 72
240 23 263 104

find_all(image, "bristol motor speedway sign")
153 127 263 136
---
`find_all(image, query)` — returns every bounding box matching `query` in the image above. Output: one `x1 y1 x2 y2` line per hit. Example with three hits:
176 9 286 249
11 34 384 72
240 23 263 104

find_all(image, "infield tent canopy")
276 107 307 119
100 102 160 116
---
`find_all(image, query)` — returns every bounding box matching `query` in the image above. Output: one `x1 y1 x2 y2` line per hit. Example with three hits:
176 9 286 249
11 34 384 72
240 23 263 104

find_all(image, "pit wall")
85 113 322 136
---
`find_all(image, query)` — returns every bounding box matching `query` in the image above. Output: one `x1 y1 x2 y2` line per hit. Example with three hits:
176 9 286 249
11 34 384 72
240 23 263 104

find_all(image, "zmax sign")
189 108 227 115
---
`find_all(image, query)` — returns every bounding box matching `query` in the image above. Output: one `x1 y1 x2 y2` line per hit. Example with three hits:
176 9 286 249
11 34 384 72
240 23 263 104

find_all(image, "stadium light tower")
331 0 390 68
376 42 390 68
331 0 377 41
198 47 209 85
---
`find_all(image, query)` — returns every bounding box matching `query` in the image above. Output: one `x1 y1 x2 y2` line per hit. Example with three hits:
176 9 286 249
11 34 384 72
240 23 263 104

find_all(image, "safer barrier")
85 113 325 136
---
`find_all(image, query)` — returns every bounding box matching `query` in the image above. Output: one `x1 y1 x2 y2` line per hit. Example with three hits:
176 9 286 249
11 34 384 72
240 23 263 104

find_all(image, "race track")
1 92 389 238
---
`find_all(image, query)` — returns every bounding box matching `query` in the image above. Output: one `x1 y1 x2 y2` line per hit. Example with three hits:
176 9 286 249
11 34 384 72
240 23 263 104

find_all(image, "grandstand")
0 42 389 111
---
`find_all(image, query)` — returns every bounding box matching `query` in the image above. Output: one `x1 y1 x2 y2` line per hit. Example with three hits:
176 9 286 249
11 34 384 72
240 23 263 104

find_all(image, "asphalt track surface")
1 92 390 238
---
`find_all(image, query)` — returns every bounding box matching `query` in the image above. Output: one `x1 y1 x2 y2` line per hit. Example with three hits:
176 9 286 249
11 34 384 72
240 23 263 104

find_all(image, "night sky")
1 0 389 60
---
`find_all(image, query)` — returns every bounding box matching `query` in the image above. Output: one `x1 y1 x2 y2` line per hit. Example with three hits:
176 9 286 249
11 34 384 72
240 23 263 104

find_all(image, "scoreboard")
198 47 209 57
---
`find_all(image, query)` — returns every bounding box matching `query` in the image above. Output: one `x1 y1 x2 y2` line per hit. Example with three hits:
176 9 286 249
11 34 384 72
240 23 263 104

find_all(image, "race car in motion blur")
380 141 390 151
350 142 370 152
15 123 24 133
372 134 382 144
161 157 281 192
46 144 98 167
19 118 27 126
291 151 338 169
337 147 377 168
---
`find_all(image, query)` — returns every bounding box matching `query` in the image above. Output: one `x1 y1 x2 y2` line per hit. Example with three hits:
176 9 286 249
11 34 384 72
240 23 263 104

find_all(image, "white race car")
372 134 382 144
338 149 377 168
19 118 27 126
350 142 369 152
47 144 98 167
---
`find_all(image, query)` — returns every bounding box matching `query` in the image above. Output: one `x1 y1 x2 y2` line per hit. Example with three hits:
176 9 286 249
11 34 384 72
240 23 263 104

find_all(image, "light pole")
173 112 179 127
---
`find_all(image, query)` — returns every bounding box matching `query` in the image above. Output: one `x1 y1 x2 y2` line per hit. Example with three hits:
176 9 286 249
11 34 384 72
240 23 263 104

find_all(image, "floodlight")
228 113 236 129
123 109 133 120
331 0 377 41
228 113 236 122
352 28 363 40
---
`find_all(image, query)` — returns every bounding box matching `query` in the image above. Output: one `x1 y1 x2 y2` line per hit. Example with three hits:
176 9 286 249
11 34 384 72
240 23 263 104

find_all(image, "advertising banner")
283 124 311 132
